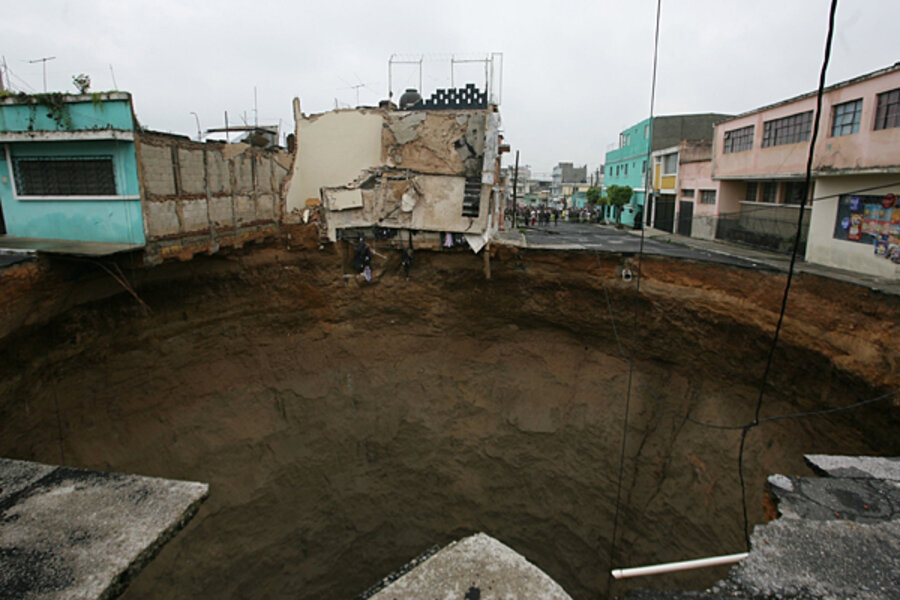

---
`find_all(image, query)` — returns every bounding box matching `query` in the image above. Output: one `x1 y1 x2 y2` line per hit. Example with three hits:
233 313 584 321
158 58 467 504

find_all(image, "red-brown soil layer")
1 231 897 599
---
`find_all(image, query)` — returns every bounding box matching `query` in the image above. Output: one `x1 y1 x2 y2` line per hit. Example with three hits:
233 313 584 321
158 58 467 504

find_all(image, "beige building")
285 88 505 252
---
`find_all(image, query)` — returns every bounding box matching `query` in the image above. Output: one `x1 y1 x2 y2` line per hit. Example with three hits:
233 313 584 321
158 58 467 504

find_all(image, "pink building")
648 140 721 239
711 63 900 278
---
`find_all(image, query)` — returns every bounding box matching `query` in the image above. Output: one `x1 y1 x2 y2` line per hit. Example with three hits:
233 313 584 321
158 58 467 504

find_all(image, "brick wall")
137 133 291 264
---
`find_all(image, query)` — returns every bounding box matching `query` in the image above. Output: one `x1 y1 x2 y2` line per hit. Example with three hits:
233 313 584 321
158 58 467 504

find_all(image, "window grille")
723 125 754 153
14 155 116 196
831 99 862 136
762 111 813 147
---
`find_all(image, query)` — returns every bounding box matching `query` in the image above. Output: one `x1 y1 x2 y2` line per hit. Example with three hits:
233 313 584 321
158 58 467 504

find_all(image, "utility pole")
28 56 55 92
190 112 202 141
512 150 519 229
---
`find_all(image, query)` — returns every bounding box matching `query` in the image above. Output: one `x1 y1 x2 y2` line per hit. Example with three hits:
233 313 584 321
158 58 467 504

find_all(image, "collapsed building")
284 85 507 253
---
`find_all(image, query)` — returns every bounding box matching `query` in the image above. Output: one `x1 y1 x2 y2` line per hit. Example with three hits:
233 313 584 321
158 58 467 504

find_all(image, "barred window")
783 181 808 205
762 111 813 147
14 156 116 196
874 88 900 130
681 189 695 198
831 99 862 136
700 190 716 205
762 181 778 203
745 182 758 202
724 125 754 153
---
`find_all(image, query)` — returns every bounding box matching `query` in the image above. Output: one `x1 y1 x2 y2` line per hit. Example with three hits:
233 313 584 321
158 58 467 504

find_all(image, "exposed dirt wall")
0 234 897 599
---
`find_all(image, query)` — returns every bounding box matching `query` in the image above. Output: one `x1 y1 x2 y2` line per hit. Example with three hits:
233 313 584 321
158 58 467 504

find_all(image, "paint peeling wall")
137 132 291 264
285 101 502 246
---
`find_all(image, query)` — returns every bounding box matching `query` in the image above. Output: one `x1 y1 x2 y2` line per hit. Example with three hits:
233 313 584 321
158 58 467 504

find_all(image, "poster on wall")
834 193 900 263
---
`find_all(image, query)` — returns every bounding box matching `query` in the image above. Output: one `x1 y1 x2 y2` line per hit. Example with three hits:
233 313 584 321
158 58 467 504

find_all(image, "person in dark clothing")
401 247 413 279
353 236 372 281
401 231 414 279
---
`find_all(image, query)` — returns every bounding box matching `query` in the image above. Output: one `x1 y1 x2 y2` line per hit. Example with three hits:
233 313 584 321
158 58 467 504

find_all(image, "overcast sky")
2 0 898 176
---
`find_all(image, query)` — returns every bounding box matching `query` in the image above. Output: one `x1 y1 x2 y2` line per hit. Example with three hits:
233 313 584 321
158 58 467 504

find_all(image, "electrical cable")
595 250 899 432
605 2 661 598
737 0 839 548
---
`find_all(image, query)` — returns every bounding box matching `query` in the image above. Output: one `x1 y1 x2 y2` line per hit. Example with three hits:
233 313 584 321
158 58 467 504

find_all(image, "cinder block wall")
136 133 291 262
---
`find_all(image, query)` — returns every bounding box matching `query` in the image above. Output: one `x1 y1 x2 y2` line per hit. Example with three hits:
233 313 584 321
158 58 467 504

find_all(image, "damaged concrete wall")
284 107 383 217
382 111 486 178
322 173 470 237
286 101 498 244
138 133 291 263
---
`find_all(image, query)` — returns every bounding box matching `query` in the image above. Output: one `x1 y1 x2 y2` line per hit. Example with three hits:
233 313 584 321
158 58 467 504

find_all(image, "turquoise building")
604 114 731 227
604 118 651 227
0 92 145 247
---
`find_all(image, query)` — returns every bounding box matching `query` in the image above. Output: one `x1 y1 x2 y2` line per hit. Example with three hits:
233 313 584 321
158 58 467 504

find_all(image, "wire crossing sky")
2 0 898 173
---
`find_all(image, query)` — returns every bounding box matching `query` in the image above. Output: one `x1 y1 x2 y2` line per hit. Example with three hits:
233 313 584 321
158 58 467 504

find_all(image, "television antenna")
338 74 374 107
28 56 56 92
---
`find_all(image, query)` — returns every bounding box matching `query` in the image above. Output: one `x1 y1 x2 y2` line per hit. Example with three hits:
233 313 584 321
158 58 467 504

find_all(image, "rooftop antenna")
388 54 423 100
109 64 119 90
253 86 258 127
338 74 374 107
28 56 56 92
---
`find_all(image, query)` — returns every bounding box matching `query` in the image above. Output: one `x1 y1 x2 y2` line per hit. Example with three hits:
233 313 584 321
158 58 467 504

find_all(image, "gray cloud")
2 0 897 175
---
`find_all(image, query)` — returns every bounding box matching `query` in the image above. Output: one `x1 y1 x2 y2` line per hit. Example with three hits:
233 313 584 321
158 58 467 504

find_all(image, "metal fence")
715 211 809 254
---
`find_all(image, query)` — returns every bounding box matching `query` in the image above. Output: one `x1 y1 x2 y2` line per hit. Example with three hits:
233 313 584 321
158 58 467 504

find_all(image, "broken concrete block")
363 533 572 600
0 458 208 600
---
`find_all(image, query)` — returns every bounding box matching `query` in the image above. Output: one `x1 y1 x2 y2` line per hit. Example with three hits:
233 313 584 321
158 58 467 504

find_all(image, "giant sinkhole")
1 243 897 600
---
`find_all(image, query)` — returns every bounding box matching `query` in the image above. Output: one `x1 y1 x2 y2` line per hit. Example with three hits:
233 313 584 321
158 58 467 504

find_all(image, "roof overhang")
0 129 134 142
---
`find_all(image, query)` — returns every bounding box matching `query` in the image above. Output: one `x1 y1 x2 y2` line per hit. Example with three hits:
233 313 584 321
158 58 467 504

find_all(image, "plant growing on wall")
72 73 91 94
28 92 73 129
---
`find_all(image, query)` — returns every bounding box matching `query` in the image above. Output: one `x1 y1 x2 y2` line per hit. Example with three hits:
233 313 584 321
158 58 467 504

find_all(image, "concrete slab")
805 454 900 481
767 474 900 523
0 237 143 257
621 455 900 600
0 458 208 600
364 533 572 600
0 251 34 269
737 518 900 600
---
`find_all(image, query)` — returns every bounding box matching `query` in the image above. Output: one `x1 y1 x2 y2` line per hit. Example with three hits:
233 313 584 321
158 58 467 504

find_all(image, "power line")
594 250 898 432
606 2 661 598
738 0 839 549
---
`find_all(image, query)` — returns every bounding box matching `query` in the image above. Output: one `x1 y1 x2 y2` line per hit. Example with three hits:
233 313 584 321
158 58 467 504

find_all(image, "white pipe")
611 552 749 580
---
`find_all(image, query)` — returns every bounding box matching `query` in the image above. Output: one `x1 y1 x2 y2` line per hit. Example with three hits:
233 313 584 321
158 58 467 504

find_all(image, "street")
508 221 762 269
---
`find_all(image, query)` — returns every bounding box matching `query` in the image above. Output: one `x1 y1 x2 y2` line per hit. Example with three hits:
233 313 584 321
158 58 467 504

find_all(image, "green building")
604 114 730 227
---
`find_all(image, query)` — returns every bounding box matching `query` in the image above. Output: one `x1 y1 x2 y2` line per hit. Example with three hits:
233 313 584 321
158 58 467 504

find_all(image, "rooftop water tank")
399 88 422 109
